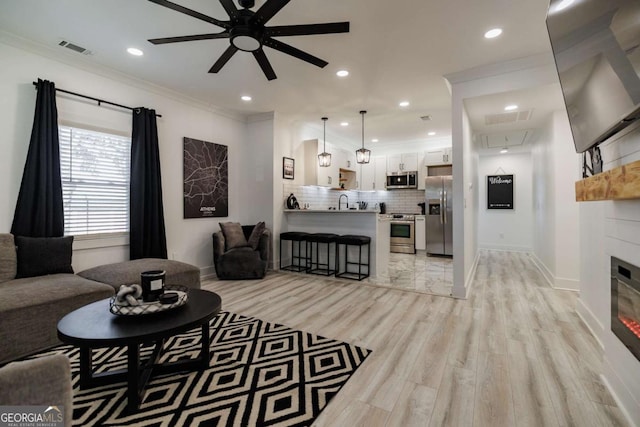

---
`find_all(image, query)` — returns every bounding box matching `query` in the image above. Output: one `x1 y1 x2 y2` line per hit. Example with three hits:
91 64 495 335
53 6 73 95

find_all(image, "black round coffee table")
57 288 221 413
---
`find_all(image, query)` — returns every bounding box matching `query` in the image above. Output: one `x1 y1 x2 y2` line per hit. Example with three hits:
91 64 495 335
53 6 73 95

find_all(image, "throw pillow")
15 236 74 279
219 222 249 250
0 234 17 283
247 222 266 250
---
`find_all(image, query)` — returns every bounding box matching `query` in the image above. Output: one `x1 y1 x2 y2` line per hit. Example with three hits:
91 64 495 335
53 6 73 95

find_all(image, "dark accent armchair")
212 225 271 280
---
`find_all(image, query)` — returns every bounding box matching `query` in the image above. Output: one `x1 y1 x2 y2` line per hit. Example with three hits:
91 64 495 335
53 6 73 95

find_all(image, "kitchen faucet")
338 194 349 210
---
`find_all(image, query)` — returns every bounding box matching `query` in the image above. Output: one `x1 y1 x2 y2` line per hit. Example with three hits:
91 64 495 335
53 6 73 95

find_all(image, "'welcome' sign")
487 174 514 209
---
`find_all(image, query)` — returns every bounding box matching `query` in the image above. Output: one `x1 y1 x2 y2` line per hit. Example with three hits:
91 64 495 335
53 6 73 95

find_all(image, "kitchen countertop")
284 209 380 213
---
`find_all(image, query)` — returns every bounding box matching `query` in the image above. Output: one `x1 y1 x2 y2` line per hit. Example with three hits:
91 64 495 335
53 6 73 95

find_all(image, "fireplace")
611 257 640 361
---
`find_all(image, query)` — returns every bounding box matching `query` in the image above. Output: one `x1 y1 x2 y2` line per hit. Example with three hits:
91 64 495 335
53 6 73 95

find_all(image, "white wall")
478 152 533 251
578 122 640 426
0 41 249 275
531 110 581 290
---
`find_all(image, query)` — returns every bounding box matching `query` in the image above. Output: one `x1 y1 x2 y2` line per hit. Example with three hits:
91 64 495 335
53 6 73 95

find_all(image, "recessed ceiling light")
372 139 379 143
554 0 575 12
500 148 509 154
241 95 252 101
399 101 410 108
428 131 436 136
504 104 518 111
340 122 349 126
127 47 144 56
484 28 503 39
336 70 349 77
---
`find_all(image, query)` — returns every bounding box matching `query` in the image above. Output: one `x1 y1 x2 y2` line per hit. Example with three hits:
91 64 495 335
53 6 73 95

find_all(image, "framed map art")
183 137 228 218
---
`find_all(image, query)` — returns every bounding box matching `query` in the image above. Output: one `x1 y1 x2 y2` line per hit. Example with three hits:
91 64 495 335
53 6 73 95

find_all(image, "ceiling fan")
147 0 350 81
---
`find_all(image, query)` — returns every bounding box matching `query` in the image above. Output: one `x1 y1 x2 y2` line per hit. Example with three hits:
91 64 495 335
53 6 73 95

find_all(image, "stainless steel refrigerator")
425 176 453 256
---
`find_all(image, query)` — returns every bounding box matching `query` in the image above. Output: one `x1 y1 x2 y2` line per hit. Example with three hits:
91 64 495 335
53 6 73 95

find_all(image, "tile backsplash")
282 183 425 214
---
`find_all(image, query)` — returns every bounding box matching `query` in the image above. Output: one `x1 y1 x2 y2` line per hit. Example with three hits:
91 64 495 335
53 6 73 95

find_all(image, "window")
59 125 130 236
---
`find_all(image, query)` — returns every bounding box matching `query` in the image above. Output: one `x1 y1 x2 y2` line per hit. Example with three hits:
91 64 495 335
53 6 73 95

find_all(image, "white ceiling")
0 0 559 149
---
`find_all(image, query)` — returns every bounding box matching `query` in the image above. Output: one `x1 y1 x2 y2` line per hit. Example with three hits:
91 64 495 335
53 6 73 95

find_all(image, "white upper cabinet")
387 153 418 173
304 139 339 187
424 147 452 166
359 155 386 191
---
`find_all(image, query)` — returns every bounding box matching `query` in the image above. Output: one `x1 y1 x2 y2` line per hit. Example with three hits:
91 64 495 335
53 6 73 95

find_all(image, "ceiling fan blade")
218 0 239 19
253 50 277 81
149 32 230 44
209 45 239 73
263 38 328 68
148 0 230 29
251 0 291 26
266 22 350 37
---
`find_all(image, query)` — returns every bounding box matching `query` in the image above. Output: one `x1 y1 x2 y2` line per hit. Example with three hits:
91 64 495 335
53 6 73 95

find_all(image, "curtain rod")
32 82 162 118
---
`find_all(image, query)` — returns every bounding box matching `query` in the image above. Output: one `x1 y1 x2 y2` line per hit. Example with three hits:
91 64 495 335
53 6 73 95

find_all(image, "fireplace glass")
611 257 640 361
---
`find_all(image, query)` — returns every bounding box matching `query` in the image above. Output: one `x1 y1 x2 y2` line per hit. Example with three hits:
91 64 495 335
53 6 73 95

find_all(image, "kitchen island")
283 209 390 277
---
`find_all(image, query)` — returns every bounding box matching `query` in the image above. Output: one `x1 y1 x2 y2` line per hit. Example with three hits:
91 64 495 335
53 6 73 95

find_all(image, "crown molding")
0 30 248 123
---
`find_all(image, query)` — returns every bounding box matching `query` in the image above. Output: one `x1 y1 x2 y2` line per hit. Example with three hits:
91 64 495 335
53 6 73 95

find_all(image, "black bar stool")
335 235 371 281
306 233 338 276
279 232 309 272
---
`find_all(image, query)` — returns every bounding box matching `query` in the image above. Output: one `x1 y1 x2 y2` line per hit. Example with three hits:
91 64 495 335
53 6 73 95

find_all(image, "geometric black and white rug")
28 312 371 426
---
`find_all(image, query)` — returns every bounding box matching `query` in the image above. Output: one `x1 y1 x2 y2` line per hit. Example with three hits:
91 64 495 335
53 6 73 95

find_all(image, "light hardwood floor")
202 250 630 427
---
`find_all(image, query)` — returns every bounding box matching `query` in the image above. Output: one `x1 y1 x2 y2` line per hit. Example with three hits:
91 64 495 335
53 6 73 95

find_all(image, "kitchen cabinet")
304 139 339 187
415 215 426 251
387 153 418 173
359 155 386 191
424 147 452 166
417 154 426 190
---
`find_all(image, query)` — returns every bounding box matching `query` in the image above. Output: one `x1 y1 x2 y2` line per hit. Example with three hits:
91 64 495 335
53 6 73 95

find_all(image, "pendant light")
318 117 332 167
356 110 371 164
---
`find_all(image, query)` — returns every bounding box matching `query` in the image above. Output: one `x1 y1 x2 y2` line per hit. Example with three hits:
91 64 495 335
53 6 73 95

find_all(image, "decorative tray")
109 286 188 316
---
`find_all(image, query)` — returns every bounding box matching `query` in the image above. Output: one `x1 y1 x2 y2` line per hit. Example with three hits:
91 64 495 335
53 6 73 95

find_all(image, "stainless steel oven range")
389 214 415 254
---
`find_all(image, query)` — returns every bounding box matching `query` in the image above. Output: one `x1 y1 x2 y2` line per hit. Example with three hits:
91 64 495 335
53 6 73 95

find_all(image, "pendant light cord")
360 110 366 148
322 117 328 151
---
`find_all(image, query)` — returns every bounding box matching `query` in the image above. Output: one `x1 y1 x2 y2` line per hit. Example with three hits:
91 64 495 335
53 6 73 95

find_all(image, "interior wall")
462 108 479 296
478 152 533 251
578 122 640 425
0 41 248 275
531 110 581 290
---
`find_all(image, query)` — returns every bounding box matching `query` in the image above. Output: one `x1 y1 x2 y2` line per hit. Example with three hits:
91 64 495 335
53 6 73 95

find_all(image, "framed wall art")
283 157 295 180
183 137 228 218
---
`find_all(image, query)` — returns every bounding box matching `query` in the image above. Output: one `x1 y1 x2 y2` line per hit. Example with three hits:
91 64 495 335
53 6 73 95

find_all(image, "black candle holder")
140 270 165 302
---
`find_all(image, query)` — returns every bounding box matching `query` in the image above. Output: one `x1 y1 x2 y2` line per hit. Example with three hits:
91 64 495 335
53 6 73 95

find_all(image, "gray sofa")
0 233 201 365
0 354 72 426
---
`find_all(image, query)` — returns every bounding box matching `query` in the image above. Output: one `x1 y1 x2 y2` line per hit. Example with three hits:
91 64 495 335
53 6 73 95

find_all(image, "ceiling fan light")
231 34 261 52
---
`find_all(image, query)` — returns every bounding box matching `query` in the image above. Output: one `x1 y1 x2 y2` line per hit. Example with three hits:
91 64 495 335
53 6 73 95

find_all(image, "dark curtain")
11 79 64 237
130 107 168 260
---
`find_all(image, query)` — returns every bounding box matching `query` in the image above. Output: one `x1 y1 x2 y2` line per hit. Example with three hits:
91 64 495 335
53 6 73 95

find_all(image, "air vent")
420 115 433 121
484 109 534 125
58 40 92 55
480 130 533 148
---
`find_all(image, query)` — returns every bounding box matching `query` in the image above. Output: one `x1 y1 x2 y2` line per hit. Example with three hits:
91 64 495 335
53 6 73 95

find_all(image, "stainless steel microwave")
385 171 418 189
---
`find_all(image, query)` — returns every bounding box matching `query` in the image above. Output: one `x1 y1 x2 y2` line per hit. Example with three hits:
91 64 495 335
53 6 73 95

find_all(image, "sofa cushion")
247 222 266 250
0 274 114 364
219 222 249 249
77 258 201 291
0 234 17 283
15 236 74 279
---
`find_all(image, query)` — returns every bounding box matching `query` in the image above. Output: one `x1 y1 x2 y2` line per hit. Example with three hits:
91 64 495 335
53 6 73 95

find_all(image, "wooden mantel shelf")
575 160 640 201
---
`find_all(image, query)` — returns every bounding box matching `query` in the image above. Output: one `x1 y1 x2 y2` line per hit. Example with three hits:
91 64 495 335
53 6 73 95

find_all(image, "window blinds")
59 126 130 236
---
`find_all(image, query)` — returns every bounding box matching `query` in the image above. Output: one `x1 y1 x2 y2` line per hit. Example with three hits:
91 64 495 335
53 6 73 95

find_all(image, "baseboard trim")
575 298 605 350
454 250 480 299
529 252 579 291
478 243 532 252
200 265 217 280
602 360 640 427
